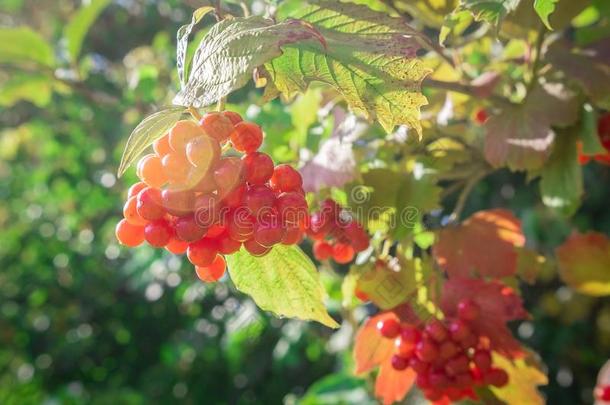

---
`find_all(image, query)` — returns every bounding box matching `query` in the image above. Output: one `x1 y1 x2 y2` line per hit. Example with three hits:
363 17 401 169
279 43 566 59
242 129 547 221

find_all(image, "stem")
526 29 546 95
216 97 226 111
448 170 488 222
187 106 202 120
423 78 512 107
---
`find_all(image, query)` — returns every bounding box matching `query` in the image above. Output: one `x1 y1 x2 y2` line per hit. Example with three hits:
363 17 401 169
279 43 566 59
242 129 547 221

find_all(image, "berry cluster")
376 300 508 402
307 199 369 264
596 384 610 402
115 111 308 282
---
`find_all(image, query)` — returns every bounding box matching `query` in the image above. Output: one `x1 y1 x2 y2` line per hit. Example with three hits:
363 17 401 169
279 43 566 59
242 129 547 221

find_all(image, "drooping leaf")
539 127 583 216
117 107 184 177
226 245 339 328
176 6 215 88
459 0 521 26
374 360 417 405
489 350 548 404
173 16 324 108
266 0 430 135
433 209 526 279
556 232 610 296
0 73 53 107
441 278 528 358
0 26 55 67
64 0 111 62
484 83 579 170
353 312 396 374
534 0 559 29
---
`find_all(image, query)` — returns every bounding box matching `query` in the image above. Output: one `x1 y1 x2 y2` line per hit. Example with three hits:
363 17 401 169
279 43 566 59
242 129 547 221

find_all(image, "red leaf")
375 359 416 405
433 209 525 279
353 312 396 374
440 278 528 358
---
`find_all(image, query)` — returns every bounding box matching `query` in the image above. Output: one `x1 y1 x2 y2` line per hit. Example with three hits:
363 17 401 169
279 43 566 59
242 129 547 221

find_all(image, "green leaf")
355 261 417 310
226 245 339 328
64 0 111 62
173 16 324 108
579 105 606 155
0 26 54 67
117 107 184 177
539 127 583 216
266 0 430 135
440 10 473 45
176 6 215 88
534 0 559 29
460 0 521 26
299 373 374 405
0 73 52 107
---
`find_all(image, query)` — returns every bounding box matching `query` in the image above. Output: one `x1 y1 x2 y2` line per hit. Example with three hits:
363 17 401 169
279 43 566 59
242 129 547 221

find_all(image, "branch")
423 78 512 107
448 170 488 222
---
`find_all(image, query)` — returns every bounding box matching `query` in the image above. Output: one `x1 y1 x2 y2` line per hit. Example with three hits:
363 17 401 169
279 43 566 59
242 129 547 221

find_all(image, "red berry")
161 152 191 184
214 157 244 192
395 336 416 357
219 184 245 209
186 134 221 169
484 368 509 387
174 215 207 242
400 326 422 344
281 226 303 245
449 320 472 341
457 299 480 321
127 182 147 199
354 288 369 302
424 320 449 343
153 134 171 157
376 318 400 339
409 357 430 374
254 217 285 247
136 187 165 221
275 192 308 225
269 164 302 192
144 219 172 247
222 111 243 125
161 189 195 217
195 254 226 282
312 240 333 260
123 196 147 226
207 224 227 238
474 108 488 125
310 211 334 234
115 219 145 247
199 112 234 143
332 243 355 264
244 185 276 216
217 234 241 255
423 389 443 402
445 355 469 376
165 237 189 254
243 238 271 257
390 355 409 371
415 339 439 362
242 152 274 185
438 340 460 360
231 121 263 153
454 372 474 389
598 113 610 151
194 193 220 228
416 373 432 389
227 212 255 242
169 120 204 152
429 371 449 388
343 221 369 252
595 385 610 401
187 238 218 266
473 349 492 372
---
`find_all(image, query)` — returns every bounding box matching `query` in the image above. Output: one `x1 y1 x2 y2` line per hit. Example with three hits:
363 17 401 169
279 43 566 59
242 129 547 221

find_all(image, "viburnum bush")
110 0 610 403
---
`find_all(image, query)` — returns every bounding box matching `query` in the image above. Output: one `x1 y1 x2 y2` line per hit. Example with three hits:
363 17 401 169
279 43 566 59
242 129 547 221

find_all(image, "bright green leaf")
579 105 606 155
64 0 111 62
117 107 184 177
226 245 339 328
173 16 324 108
460 0 520 26
266 0 430 135
0 73 52 107
176 6 215 88
355 262 417 310
534 0 559 29
0 26 54 67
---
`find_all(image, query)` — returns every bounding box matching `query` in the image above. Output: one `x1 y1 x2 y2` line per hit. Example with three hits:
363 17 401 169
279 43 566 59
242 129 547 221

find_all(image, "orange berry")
137 154 167 188
162 152 192 184
166 237 189 255
115 218 145 247
123 196 147 226
153 134 172 157
169 120 205 152
186 135 221 170
127 182 147 199
231 122 263 153
199 112 234 143
195 254 226 282
223 111 243 125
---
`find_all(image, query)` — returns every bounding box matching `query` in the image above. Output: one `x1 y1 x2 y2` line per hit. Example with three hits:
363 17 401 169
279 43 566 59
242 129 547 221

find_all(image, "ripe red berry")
217 234 241 255
395 336 416 357
269 164 302 192
161 152 191 184
415 373 431 389
187 238 218 267
169 120 204 152
343 221 369 252
313 240 333 260
429 371 450 388
127 182 147 199
438 340 460 360
474 108 488 125
207 224 227 238
454 372 474 389
161 189 195 217
424 320 449 343
449 320 472 342
136 187 165 221
174 215 207 242
400 326 422 344
123 196 147 226
166 237 189 255
310 211 334 234
354 288 369 302
186 135 221 169
409 357 430 374
281 226 302 245
276 192 308 225
457 299 480 321
595 385 610 401
199 112 234 143
484 368 509 387
390 354 409 371
254 218 286 247
222 111 243 125
115 219 145 247
332 243 355 264
195 254 226 282
190 170 217 194
144 219 172 247
243 238 271 257
153 134 172 157
137 154 167 188
219 184 245 209
194 193 220 228
473 349 492 372
228 212 255 242
414 339 439 362
214 157 244 192
445 354 470 376
376 318 400 339
242 152 274 185
231 121 263 153
244 185 276 216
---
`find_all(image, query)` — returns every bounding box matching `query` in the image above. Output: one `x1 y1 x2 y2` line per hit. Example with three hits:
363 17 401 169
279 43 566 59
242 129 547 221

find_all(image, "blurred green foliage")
0 1 609 405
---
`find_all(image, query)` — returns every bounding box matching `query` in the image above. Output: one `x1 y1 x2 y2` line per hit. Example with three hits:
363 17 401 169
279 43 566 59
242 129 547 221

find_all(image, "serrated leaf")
226 245 339 328
173 16 324 108
117 107 184 177
64 0 111 62
484 83 579 170
489 350 548 404
0 26 54 67
534 0 559 29
556 231 610 296
539 127 583 216
176 6 215 88
266 0 429 135
460 0 520 25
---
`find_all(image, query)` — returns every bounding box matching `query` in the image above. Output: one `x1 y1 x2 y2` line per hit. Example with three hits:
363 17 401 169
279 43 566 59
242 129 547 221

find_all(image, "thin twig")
449 170 488 222
423 78 512 107
526 28 546 95
216 97 226 111
187 106 202 120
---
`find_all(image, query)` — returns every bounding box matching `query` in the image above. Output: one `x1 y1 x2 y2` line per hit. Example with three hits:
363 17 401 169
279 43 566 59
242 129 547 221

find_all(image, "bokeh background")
1 1 609 404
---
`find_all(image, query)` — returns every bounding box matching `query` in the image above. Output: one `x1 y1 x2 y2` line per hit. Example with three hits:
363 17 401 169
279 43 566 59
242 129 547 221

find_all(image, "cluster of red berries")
306 199 369 264
579 112 610 166
115 111 308 282
376 299 508 402
596 384 610 402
